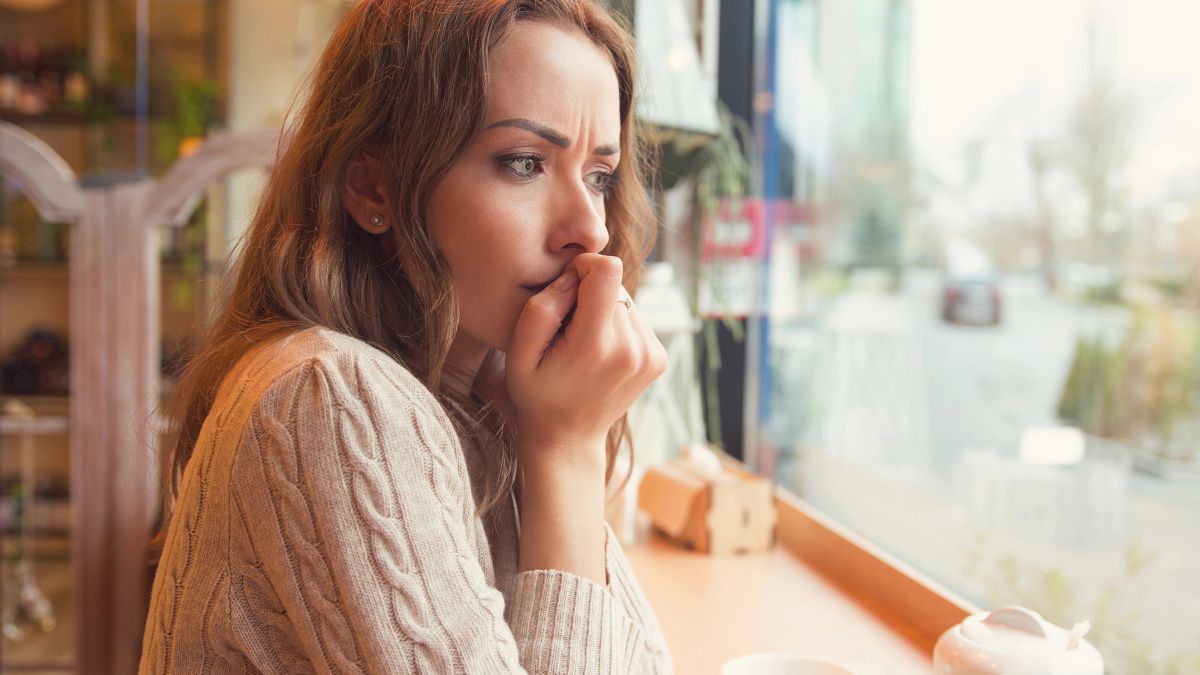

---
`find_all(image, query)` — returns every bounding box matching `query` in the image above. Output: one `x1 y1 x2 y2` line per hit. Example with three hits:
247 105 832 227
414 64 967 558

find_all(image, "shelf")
0 531 71 543
162 262 207 279
0 396 70 417
0 415 68 436
0 110 91 126
0 261 208 280
0 261 69 280
0 531 72 553
1 109 172 126
0 528 70 540
0 496 72 544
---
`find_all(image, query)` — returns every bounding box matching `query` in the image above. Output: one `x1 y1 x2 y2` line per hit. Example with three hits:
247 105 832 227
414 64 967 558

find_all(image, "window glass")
757 1 1200 672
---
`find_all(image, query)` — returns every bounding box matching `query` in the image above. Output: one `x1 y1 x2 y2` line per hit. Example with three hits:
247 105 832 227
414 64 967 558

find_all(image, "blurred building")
770 0 912 274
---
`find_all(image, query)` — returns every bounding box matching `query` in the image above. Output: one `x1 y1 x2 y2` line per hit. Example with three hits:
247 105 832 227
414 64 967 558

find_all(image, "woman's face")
427 21 621 360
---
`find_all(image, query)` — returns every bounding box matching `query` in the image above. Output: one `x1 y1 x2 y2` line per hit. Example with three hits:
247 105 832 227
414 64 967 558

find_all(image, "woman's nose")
546 179 609 254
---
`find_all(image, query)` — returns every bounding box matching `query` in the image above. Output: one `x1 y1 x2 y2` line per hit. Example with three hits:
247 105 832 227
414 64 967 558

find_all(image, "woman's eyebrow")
485 117 619 156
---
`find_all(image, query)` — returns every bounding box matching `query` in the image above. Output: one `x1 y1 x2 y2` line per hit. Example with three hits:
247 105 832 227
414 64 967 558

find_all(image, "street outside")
770 269 1200 669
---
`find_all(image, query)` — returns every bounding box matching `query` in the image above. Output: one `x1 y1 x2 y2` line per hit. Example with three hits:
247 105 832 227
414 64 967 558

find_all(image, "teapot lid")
937 606 1104 675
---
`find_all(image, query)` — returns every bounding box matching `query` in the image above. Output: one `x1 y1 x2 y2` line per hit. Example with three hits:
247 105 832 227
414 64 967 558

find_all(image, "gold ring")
618 297 632 309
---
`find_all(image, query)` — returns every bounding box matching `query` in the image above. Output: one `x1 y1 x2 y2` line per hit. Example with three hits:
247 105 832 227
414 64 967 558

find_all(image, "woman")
140 0 673 672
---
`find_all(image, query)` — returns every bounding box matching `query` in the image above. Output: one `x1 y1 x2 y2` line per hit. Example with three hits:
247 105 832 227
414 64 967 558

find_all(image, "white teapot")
933 606 1103 675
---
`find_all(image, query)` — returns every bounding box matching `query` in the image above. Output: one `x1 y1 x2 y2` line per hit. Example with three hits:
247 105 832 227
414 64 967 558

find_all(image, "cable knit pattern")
139 327 673 674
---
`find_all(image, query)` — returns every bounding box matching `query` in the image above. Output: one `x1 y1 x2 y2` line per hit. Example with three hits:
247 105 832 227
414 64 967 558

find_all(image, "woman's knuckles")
648 342 668 377
608 344 642 374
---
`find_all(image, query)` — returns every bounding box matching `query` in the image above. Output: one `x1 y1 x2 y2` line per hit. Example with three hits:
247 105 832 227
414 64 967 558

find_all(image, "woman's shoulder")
215 325 449 430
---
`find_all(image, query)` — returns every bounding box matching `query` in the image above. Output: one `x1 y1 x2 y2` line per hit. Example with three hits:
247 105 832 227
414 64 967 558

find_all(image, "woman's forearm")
516 443 608 586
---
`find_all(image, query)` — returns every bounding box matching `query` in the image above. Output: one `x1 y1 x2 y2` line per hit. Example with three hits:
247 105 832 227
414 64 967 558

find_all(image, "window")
755 1 1200 673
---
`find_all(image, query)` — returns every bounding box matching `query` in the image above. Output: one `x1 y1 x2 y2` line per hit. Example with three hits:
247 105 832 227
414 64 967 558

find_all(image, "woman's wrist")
515 428 608 475
515 435 609 584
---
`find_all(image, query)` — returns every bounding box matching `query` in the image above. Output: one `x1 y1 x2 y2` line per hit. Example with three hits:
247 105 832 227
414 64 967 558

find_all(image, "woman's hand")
506 253 668 471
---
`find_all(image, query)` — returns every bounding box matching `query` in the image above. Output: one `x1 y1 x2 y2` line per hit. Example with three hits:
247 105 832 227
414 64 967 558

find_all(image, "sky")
910 0 1200 205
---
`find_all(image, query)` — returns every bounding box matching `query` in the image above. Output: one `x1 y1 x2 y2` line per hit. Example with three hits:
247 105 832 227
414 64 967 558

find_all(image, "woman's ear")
343 150 390 234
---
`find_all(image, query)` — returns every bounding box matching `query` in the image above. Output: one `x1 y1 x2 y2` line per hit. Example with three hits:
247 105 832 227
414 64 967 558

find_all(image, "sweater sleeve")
231 351 658 674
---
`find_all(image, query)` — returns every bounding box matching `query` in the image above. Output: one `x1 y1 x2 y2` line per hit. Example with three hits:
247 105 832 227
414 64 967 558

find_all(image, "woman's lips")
521 281 552 293
521 270 566 293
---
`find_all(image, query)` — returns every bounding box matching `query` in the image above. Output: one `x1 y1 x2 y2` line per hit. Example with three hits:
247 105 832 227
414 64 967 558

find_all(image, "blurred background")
1 0 1197 673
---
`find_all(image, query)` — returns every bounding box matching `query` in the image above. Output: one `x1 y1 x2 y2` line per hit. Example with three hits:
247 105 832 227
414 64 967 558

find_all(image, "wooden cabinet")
1 121 276 675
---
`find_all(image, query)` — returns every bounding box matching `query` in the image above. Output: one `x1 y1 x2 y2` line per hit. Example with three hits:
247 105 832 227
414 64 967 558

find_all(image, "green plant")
1057 335 1112 435
1150 275 1188 299
154 74 219 167
165 199 207 315
640 101 755 449
148 73 217 322
964 533 1199 675
693 103 755 225
1082 279 1124 304
690 103 755 449
1057 309 1200 455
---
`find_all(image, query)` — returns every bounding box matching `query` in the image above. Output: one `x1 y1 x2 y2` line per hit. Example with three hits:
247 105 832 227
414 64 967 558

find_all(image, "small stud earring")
369 214 384 227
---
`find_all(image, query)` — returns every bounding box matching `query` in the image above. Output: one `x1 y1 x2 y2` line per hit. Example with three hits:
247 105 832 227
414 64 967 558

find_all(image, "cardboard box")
636 448 776 554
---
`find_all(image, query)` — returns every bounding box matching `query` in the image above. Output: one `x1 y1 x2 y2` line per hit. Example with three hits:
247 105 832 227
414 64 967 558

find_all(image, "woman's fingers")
565 253 623 341
508 267 580 375
611 287 668 382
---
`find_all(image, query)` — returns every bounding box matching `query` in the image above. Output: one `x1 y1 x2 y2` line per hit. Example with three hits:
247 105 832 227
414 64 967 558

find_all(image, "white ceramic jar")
933 606 1104 675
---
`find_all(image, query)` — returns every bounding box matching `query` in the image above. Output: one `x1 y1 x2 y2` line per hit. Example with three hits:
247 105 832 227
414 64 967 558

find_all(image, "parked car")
942 272 1002 325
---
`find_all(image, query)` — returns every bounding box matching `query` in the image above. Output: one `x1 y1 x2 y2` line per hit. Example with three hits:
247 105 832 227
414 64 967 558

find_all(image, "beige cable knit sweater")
139 327 673 674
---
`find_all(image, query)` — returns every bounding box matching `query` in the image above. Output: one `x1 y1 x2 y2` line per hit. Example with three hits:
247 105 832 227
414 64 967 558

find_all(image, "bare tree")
1063 9 1136 266
1028 138 1058 291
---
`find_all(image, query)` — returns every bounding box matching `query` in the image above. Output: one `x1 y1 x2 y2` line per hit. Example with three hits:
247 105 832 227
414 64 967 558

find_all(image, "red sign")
701 198 765 261
701 198 819 261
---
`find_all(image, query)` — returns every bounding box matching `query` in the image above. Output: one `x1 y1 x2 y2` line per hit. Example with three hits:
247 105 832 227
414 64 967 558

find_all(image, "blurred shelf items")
2 0 231 671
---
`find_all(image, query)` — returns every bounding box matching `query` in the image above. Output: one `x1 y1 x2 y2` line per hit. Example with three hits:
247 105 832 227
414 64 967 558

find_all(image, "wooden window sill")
624 488 978 674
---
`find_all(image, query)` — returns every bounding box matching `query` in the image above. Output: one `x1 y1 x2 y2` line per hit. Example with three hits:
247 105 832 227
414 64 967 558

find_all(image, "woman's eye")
586 170 616 195
502 155 543 179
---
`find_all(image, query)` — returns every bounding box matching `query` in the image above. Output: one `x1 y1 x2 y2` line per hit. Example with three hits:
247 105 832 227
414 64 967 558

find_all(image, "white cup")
721 653 855 675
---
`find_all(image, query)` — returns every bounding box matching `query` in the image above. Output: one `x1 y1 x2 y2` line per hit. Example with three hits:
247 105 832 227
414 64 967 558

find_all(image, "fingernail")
551 269 579 292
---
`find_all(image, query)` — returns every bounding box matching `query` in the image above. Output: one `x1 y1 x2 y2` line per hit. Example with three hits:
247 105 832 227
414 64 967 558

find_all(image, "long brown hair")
152 0 655 555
